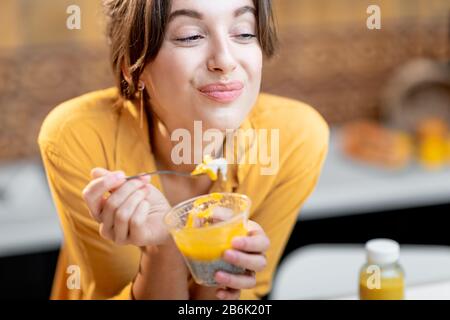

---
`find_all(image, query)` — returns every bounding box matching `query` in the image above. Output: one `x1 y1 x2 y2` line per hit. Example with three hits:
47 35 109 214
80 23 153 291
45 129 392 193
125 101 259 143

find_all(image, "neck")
148 112 217 200
150 113 225 174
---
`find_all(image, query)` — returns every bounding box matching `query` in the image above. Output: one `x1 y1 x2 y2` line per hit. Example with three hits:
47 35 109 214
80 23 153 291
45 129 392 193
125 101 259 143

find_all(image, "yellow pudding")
174 220 247 261
165 193 251 285
173 193 248 261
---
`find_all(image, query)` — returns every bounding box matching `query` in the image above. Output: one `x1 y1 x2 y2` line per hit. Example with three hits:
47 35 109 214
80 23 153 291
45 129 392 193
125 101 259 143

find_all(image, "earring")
138 81 145 129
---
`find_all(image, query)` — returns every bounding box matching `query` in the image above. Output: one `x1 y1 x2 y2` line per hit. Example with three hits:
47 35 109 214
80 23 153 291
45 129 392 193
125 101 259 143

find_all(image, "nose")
207 36 237 76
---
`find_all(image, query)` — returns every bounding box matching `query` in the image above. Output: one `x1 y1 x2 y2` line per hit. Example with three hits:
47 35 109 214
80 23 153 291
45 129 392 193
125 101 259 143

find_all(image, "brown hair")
103 0 278 101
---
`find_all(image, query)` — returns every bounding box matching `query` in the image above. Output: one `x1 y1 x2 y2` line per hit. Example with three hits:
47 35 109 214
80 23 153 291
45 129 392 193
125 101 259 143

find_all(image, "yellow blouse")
38 87 329 300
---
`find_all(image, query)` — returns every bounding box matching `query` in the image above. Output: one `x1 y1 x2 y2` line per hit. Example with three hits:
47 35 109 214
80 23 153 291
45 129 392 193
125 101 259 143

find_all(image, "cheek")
239 46 263 89
148 50 197 95
249 49 263 81
243 49 263 100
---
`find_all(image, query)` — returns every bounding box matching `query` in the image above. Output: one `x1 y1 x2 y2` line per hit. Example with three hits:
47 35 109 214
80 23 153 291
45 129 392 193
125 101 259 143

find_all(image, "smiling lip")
198 81 244 103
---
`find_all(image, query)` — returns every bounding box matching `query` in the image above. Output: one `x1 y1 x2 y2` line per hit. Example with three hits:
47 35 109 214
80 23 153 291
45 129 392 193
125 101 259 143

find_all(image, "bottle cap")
365 238 400 265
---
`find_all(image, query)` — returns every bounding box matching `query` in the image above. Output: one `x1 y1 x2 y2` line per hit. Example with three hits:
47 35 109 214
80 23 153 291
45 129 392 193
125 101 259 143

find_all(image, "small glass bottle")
359 239 405 300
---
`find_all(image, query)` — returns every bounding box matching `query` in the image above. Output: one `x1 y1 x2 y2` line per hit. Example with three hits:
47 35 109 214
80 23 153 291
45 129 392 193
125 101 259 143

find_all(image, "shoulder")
239 93 330 216
251 92 329 158
38 87 121 156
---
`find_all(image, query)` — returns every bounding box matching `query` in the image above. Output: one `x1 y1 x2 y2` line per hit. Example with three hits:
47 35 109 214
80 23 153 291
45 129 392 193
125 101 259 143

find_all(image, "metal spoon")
126 170 200 180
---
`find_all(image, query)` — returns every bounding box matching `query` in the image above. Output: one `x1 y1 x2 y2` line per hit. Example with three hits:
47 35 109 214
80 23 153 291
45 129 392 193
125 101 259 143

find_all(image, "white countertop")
336 280 450 300
270 244 450 300
300 129 450 220
0 162 62 257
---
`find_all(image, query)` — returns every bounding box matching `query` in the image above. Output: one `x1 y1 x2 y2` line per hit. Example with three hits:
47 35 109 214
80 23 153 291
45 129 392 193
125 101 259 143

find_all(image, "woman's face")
141 0 263 133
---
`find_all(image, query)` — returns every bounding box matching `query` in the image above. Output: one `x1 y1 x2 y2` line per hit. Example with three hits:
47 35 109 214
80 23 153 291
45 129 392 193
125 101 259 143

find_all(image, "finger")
99 222 114 241
246 220 264 235
215 271 256 290
137 174 152 184
113 186 149 245
95 167 151 191
91 168 123 196
231 234 270 253
101 179 146 234
91 167 110 179
93 168 136 194
128 199 151 246
128 185 171 246
223 249 267 272
82 171 126 221
216 288 241 300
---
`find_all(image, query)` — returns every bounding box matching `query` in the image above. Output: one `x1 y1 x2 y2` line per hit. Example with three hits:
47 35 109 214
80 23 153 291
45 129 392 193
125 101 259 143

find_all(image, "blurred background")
0 0 449 299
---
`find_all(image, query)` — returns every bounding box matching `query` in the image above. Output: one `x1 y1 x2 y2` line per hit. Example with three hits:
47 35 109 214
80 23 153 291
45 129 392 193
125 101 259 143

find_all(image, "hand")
214 220 270 300
82 167 172 246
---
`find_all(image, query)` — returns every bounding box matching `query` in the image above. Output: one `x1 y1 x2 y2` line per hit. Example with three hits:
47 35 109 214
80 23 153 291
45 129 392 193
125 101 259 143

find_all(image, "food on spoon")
190 155 228 181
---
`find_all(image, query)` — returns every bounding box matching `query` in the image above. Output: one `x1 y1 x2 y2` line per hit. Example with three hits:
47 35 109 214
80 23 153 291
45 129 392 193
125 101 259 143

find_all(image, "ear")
138 67 150 85
138 67 156 93
121 61 132 83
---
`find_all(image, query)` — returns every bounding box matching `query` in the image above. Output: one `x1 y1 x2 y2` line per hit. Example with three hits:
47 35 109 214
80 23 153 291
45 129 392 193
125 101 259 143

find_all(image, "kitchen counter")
300 129 450 220
270 244 450 300
0 162 61 257
336 280 450 300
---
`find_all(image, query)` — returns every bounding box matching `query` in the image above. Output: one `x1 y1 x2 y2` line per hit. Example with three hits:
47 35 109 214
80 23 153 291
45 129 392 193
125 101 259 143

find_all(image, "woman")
38 0 329 300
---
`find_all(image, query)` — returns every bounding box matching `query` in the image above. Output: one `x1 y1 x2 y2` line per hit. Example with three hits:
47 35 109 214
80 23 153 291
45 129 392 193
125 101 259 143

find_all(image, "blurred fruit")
447 138 450 164
415 118 448 169
340 120 413 169
416 117 448 139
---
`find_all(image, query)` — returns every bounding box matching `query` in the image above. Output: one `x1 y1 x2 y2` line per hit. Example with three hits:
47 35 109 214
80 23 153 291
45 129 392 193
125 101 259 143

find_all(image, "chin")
192 107 242 130
203 119 241 132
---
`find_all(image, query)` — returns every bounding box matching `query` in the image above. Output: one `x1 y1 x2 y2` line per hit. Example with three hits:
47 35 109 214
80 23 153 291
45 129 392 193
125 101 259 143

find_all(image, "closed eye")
237 33 256 39
176 34 256 43
176 35 205 43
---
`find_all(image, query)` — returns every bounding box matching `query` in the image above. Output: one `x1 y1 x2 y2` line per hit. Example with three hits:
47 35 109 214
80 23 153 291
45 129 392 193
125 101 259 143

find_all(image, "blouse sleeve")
39 137 139 299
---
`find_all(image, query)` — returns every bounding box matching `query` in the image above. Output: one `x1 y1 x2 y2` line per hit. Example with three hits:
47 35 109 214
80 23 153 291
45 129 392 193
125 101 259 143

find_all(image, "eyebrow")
168 5 256 23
